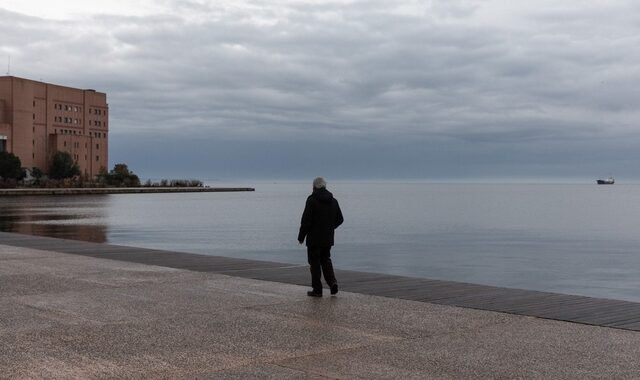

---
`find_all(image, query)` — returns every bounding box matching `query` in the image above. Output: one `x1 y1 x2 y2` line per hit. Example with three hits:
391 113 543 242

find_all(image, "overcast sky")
1 0 639 181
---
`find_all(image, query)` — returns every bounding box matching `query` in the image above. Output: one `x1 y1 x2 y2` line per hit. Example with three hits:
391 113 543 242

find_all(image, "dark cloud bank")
2 1 640 181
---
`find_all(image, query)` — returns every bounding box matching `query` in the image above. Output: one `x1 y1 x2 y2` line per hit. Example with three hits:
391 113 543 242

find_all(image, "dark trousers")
307 246 337 293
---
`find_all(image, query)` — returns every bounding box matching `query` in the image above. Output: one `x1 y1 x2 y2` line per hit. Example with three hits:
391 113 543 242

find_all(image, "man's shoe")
330 283 339 295
307 291 322 297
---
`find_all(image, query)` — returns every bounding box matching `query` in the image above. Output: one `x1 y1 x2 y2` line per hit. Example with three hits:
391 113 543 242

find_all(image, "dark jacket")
298 188 344 247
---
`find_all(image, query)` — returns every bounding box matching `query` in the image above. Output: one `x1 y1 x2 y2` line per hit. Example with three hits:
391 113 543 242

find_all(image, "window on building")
96 155 99 162
0 139 5 153
64 141 67 147
96 144 99 149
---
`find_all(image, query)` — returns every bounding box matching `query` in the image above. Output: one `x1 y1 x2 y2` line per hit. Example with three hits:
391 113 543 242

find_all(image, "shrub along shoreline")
0 151 203 189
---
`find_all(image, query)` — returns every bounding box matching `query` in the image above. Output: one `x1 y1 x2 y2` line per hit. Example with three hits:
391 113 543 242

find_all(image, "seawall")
0 187 254 196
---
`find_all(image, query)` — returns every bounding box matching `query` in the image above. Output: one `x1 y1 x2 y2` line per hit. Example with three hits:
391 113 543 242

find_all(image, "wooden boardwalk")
2 231 640 332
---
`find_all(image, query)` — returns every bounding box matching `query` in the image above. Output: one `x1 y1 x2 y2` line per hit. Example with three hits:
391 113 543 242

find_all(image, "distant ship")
596 177 615 185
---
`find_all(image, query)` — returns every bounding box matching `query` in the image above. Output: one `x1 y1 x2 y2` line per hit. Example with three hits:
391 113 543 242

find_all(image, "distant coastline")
0 187 254 196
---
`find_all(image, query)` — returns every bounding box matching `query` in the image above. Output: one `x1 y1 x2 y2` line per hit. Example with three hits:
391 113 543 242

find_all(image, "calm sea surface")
1 182 640 302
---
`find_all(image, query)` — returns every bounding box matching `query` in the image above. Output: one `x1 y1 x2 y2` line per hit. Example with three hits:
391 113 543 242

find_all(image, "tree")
31 167 44 186
0 151 24 180
101 163 140 187
49 151 80 180
31 167 43 179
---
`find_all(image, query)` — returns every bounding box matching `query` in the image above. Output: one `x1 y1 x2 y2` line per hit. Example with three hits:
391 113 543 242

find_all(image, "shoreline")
2 233 640 377
2 230 640 332
0 186 255 196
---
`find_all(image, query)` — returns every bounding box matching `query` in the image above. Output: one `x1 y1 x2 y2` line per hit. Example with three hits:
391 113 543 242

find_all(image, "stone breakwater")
0 187 255 196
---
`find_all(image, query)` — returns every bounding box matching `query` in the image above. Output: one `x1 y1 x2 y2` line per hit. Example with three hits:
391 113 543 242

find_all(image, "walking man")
298 177 344 297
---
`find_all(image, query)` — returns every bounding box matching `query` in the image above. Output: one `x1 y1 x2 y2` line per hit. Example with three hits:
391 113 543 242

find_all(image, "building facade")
0 76 108 177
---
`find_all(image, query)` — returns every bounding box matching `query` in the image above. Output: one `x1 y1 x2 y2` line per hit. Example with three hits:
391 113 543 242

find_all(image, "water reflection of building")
11 222 107 243
0 196 108 243
0 76 109 177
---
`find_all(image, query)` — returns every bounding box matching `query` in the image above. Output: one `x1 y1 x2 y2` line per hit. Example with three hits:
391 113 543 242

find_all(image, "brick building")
0 76 108 177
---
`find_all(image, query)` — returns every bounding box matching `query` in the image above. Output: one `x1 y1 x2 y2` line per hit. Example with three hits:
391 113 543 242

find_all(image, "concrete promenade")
2 243 640 378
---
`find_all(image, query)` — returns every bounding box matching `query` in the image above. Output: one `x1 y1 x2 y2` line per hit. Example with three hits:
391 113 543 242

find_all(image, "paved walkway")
2 243 640 379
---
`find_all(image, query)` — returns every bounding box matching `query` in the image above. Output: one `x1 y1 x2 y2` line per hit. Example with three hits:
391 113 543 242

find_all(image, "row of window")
31 148 101 163
53 117 106 127
52 104 108 116
56 129 107 139
65 152 100 162
59 129 80 136
62 140 102 151
70 154 100 162
55 116 81 124
54 104 81 112
35 102 107 115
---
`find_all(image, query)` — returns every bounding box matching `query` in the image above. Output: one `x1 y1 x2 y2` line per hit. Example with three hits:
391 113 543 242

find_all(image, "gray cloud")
1 1 640 180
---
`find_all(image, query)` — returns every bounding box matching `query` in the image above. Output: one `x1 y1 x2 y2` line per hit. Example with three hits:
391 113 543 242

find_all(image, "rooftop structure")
0 76 108 177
